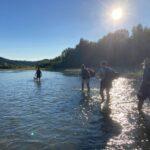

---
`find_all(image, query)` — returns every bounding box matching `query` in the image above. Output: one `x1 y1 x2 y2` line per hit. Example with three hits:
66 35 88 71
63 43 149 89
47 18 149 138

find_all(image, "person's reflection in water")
80 91 91 106
82 90 91 99
34 80 42 90
79 89 121 149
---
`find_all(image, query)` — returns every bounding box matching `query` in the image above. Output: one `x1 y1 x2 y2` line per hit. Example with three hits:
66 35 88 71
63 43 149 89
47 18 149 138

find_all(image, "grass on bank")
62 68 143 78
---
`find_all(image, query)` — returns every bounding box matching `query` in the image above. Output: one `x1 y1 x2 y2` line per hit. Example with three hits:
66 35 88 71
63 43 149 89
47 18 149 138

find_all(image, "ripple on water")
0 71 149 149
106 78 150 149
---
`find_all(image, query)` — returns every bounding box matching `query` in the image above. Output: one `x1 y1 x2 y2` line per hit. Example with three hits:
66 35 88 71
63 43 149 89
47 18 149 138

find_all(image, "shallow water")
0 70 149 150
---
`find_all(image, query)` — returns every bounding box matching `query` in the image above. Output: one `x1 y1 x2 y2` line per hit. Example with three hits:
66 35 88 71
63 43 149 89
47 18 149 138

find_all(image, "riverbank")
0 67 143 78
0 67 35 70
62 68 143 78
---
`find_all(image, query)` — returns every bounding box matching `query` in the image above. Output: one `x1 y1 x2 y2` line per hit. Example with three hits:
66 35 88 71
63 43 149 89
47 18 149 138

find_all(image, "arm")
35 71 37 76
96 68 105 79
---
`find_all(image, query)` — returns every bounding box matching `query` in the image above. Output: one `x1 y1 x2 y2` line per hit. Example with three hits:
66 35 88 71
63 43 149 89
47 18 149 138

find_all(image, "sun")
111 8 123 20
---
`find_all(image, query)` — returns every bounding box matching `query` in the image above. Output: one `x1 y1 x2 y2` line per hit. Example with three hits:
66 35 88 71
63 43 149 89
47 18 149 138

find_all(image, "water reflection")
34 80 42 89
80 91 91 103
106 78 150 149
135 111 150 149
0 71 149 149
79 89 121 149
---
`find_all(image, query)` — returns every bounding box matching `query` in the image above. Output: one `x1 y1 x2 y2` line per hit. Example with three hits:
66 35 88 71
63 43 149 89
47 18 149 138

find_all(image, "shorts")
37 74 41 78
138 84 150 100
100 79 112 90
82 78 90 84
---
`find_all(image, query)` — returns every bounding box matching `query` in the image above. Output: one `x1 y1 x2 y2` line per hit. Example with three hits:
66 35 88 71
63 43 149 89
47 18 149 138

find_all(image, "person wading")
137 58 150 111
97 61 119 103
35 66 42 82
81 64 90 92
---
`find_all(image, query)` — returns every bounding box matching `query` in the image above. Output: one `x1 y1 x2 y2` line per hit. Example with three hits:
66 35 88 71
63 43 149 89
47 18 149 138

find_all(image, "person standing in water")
35 66 42 82
97 61 118 103
81 64 90 92
137 58 150 111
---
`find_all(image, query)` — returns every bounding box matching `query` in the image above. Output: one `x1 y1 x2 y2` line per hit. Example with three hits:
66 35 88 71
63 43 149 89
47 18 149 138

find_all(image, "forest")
46 24 150 69
1 24 150 70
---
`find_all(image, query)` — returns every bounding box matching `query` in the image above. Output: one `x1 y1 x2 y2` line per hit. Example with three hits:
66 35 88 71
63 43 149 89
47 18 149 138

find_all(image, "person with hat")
137 58 150 111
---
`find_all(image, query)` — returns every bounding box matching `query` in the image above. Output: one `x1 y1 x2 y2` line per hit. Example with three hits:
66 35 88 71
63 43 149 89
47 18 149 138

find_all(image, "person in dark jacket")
81 64 90 92
35 66 42 82
137 58 150 111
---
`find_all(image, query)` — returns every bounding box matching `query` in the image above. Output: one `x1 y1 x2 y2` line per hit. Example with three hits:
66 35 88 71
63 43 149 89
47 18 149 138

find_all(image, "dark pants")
137 83 150 110
82 78 90 91
100 79 112 102
37 75 41 79
36 74 41 81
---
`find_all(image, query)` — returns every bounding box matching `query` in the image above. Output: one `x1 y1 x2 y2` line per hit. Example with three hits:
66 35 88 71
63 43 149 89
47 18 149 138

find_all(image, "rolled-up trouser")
100 79 112 91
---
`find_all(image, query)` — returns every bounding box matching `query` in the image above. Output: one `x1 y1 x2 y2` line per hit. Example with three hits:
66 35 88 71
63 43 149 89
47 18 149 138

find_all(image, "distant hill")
0 57 50 69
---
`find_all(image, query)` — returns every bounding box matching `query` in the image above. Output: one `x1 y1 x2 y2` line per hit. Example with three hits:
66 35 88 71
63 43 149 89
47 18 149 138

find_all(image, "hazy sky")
0 0 150 60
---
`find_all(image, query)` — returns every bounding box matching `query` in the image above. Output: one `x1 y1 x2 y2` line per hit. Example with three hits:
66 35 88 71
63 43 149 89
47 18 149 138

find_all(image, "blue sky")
0 0 150 60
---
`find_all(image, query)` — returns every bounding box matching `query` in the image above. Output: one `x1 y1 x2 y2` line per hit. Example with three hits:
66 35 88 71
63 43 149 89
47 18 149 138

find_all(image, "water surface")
0 70 149 149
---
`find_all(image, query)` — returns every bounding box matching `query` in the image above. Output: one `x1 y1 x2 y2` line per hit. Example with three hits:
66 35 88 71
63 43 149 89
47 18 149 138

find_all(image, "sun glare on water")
111 8 123 21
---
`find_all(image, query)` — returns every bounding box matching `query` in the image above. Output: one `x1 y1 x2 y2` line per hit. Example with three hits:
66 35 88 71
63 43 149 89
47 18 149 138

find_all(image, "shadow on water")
105 77 150 149
135 111 150 148
79 91 122 149
100 97 122 149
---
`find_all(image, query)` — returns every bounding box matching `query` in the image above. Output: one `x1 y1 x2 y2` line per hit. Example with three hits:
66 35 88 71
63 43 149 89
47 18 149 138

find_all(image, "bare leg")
106 88 110 102
100 88 105 103
137 91 145 111
87 81 90 92
138 98 144 111
82 81 84 91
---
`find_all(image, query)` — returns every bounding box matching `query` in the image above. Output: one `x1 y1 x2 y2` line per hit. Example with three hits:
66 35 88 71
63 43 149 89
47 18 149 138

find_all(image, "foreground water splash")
0 71 149 149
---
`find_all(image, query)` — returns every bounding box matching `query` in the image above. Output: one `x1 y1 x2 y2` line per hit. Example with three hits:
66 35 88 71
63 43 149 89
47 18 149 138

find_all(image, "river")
0 70 149 150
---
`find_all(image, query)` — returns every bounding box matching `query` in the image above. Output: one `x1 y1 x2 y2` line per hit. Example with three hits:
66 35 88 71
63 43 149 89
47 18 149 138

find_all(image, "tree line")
44 24 150 69
0 57 50 69
1 24 149 70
